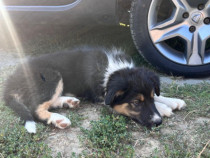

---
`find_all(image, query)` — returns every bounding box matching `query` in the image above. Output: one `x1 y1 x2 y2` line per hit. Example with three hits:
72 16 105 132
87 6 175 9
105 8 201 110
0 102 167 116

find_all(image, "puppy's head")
105 68 162 127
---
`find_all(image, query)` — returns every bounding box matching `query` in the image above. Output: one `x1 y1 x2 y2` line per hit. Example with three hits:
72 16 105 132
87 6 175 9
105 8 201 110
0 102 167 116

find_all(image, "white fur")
25 121 36 133
155 102 174 117
168 98 186 110
151 113 162 122
103 48 134 87
48 113 71 129
154 95 178 110
53 96 80 108
154 95 186 110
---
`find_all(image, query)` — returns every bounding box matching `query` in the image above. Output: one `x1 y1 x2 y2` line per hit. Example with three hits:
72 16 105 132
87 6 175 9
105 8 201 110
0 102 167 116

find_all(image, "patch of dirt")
45 128 84 157
79 104 101 129
133 132 161 158
45 103 102 157
194 117 210 125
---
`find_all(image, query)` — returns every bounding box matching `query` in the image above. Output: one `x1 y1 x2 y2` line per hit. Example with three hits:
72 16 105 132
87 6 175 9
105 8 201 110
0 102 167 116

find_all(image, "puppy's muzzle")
151 113 162 127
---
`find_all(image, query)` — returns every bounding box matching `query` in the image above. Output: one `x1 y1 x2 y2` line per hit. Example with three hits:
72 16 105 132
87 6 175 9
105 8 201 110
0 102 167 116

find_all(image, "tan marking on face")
36 79 63 120
137 94 144 102
115 90 124 97
151 90 154 98
129 110 140 116
114 103 130 116
114 103 140 117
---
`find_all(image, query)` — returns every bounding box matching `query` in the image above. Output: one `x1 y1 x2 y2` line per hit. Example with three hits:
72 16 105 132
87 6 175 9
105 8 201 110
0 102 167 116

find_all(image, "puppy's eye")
133 100 140 106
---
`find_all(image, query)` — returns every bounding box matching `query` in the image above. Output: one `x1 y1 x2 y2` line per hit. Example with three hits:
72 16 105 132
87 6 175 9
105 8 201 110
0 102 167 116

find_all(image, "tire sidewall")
130 0 210 77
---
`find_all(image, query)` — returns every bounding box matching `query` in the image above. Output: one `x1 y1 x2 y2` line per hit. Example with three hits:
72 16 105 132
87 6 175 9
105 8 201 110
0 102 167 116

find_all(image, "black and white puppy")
3 47 186 133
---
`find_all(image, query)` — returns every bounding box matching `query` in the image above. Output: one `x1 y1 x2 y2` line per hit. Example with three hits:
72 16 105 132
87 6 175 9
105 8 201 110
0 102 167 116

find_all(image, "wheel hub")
191 12 203 24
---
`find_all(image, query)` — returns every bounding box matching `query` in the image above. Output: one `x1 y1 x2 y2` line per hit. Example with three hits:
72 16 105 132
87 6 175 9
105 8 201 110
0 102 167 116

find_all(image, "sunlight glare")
0 1 35 98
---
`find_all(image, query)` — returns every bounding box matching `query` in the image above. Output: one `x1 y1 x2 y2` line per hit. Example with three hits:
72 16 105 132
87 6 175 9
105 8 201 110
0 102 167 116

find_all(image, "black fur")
3 47 162 128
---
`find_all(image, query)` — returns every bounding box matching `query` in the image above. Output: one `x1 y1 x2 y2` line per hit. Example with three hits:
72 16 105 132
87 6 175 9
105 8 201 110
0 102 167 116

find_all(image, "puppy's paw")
155 102 174 117
154 95 186 110
169 98 186 110
48 113 71 129
25 121 36 133
61 97 80 108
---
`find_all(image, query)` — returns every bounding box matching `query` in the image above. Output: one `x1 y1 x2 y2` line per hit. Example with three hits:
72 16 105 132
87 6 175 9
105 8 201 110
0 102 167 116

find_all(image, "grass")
80 112 134 158
68 111 86 128
0 95 52 157
162 83 210 117
0 119 52 158
0 104 86 158
161 122 210 158
151 83 210 158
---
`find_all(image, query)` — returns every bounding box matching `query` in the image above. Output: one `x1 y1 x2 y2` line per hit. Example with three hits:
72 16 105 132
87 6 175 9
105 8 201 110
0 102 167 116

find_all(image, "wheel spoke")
150 22 193 44
188 25 210 65
152 0 189 30
151 12 181 30
198 25 210 62
187 32 202 65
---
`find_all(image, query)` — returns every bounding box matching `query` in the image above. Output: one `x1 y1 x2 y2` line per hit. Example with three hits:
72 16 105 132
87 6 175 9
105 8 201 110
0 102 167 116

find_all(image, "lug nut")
183 12 189 19
189 26 196 33
198 4 205 10
204 17 210 24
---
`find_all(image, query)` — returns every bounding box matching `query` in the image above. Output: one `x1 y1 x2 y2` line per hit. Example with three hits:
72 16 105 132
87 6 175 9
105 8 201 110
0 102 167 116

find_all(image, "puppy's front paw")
48 113 71 129
169 98 186 110
154 95 186 110
155 102 174 117
61 97 80 108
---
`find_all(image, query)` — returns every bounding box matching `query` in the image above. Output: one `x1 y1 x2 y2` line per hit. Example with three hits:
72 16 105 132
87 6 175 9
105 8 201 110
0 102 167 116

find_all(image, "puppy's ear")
105 89 125 105
148 72 160 96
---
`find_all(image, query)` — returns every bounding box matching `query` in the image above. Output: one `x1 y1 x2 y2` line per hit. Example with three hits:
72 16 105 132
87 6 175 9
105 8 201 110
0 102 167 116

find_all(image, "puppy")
3 47 186 133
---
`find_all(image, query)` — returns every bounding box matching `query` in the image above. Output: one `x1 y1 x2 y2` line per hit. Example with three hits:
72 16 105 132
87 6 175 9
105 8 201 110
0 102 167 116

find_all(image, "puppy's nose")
154 119 162 127
151 113 162 127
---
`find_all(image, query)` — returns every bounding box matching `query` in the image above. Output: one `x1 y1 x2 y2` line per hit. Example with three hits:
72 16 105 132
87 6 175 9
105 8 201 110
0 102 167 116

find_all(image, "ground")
0 25 209 158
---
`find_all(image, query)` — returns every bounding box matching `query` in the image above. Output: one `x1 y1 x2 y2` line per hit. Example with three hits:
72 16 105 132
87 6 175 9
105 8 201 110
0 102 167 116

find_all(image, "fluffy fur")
3 47 186 133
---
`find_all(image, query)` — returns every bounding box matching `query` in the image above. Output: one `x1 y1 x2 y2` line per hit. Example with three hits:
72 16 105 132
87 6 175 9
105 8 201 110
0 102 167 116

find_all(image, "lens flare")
0 1 25 61
0 1 34 97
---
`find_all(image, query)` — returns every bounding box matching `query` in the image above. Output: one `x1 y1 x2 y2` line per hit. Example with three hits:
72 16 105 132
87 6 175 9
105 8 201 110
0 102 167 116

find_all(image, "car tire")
130 0 210 77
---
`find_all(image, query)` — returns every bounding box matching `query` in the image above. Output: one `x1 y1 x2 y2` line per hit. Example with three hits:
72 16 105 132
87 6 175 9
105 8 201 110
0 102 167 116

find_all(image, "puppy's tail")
3 95 36 133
